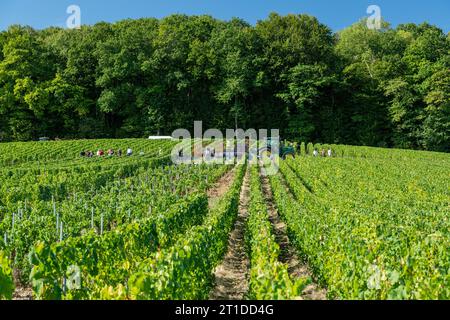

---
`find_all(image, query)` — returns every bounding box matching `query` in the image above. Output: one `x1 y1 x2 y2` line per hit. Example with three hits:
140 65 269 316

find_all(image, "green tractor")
257 137 295 160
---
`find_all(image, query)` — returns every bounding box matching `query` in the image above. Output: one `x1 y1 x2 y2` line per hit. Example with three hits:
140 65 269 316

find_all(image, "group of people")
178 147 217 158
80 147 134 158
313 148 333 157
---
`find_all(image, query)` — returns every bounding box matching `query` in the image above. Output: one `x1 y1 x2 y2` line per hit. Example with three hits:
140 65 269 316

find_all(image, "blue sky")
0 0 449 32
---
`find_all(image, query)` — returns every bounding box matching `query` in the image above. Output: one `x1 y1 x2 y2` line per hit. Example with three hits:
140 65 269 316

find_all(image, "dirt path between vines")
207 167 236 208
209 168 249 300
259 169 327 300
13 285 33 300
12 260 33 300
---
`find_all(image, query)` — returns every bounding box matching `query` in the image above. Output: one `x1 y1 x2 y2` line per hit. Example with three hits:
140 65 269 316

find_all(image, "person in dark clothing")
320 149 325 157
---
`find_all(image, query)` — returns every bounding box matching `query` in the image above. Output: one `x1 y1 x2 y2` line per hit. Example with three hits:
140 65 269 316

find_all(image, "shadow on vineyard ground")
260 169 327 300
209 169 250 300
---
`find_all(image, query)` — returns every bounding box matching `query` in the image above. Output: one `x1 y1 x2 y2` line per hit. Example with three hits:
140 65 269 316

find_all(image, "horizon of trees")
0 13 449 152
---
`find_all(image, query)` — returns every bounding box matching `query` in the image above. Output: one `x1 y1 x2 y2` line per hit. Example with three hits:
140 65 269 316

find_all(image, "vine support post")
91 207 94 230
59 221 63 242
100 212 103 235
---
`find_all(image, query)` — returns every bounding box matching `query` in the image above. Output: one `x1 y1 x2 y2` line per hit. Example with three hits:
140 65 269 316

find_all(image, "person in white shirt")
327 149 332 157
204 148 211 160
126 148 133 156
313 149 319 157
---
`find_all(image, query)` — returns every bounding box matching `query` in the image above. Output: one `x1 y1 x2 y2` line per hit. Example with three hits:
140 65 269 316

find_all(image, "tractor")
257 137 295 160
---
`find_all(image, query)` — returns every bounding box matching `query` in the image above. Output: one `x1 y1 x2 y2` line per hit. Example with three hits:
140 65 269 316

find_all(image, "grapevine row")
246 165 307 299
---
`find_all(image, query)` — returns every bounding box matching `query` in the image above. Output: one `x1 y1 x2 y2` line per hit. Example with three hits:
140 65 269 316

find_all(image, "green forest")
0 13 448 151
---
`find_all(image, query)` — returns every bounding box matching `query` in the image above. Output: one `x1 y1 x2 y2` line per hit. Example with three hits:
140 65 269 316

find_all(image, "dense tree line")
0 13 448 151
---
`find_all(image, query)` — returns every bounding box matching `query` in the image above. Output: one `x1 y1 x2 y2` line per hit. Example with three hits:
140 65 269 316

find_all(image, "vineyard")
0 139 449 300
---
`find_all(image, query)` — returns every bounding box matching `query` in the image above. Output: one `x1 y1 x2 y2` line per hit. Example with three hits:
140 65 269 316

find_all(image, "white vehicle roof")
148 136 173 140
